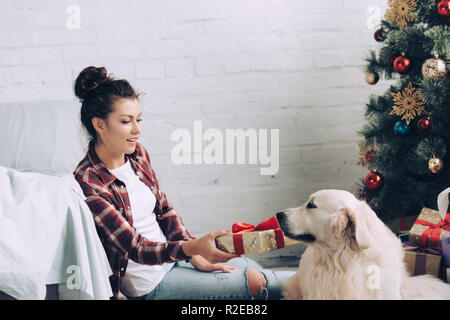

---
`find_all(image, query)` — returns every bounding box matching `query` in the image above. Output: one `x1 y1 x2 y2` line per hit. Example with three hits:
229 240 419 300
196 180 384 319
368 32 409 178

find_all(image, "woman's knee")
247 269 267 297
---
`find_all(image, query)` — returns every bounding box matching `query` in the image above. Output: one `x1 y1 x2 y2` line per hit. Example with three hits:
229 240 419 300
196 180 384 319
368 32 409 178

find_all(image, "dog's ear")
330 202 376 250
329 208 350 241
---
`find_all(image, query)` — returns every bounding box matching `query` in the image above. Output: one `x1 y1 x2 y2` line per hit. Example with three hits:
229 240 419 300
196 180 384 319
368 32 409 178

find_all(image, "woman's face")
94 98 143 156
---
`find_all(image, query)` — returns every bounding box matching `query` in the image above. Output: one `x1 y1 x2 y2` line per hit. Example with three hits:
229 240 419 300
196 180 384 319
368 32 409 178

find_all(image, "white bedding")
0 101 87 174
0 165 112 300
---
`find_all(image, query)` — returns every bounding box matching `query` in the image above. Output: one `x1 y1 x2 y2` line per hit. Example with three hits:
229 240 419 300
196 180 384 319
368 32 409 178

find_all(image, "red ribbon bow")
415 213 450 247
231 216 285 255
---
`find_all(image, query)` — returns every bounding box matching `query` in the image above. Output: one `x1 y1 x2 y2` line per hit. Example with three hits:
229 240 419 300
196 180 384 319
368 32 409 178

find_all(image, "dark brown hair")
74 66 140 144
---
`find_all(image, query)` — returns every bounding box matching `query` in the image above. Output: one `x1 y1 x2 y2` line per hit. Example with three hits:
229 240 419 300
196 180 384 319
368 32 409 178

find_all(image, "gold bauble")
365 71 379 85
428 157 444 173
421 57 447 80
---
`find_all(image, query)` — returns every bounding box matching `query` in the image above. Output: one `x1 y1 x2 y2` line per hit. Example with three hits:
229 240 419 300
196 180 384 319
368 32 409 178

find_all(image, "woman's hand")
181 230 239 264
190 255 237 273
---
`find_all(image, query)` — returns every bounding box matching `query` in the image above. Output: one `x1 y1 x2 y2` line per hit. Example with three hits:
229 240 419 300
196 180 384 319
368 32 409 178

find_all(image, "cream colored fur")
278 189 450 300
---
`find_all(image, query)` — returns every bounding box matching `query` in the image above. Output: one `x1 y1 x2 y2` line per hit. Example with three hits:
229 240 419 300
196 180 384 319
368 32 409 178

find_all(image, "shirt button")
121 185 124 189
120 267 124 272
127 206 130 210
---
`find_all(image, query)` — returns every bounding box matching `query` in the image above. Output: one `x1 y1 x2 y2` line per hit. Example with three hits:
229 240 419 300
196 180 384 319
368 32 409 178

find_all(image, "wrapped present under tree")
402 241 442 277
409 207 450 247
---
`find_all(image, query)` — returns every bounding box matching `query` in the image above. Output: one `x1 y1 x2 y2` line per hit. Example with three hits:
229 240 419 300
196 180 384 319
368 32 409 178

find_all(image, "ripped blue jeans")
124 257 295 300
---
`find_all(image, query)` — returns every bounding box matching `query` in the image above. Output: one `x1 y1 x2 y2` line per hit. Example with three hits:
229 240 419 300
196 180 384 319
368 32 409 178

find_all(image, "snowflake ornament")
389 82 426 125
385 0 418 29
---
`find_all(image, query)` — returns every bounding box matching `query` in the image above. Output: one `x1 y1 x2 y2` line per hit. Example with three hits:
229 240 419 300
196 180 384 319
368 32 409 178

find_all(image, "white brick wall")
0 0 392 237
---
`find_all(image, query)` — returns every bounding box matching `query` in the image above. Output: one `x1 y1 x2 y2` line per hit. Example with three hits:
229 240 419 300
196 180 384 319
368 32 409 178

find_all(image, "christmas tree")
358 0 450 222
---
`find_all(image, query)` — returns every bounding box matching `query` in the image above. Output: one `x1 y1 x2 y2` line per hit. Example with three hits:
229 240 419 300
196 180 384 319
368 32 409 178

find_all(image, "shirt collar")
87 140 139 187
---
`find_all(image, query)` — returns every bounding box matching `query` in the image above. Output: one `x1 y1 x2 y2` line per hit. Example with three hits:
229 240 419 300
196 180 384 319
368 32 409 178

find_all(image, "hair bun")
74 66 111 99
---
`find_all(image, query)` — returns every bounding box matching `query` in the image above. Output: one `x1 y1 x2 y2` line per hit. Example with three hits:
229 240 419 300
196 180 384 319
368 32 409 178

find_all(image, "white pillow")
0 100 88 175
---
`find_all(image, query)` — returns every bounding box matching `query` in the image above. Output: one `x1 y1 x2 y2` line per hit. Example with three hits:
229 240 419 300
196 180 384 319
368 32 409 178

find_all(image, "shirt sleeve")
83 186 191 265
142 147 196 242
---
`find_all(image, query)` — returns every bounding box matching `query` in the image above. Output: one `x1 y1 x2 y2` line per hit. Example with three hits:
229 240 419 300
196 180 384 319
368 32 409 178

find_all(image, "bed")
0 100 112 299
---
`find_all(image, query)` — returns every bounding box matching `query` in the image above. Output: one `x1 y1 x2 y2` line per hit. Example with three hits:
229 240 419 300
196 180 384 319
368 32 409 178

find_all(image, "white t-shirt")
110 158 173 297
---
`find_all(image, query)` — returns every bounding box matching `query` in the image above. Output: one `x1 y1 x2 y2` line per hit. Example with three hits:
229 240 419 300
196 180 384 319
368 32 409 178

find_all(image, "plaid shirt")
73 141 195 300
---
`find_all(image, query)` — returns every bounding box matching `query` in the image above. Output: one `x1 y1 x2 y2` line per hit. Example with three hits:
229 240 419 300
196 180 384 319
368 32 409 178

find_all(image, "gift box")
215 216 300 255
402 241 442 277
408 207 450 247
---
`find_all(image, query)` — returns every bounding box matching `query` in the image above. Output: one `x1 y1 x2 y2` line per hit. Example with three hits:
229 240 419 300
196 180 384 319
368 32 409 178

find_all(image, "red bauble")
374 28 386 42
365 171 384 191
416 118 432 132
393 55 411 74
437 0 450 17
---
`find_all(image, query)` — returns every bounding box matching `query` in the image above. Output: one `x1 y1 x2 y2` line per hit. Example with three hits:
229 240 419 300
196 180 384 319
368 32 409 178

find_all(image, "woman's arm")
84 192 191 264
181 230 239 264
86 192 237 265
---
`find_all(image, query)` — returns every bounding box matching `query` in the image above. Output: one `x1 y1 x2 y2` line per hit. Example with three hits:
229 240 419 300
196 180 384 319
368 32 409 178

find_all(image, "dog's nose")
276 211 285 223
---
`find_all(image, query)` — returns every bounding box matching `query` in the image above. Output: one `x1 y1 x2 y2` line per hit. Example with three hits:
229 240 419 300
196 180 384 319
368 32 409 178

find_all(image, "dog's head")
276 189 381 251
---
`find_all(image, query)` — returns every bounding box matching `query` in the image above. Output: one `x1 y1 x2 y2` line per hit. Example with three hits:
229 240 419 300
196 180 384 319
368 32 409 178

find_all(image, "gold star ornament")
385 0 418 29
389 82 426 125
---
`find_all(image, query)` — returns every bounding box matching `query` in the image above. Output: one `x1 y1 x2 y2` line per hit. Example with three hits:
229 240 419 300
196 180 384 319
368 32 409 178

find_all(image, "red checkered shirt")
73 141 195 300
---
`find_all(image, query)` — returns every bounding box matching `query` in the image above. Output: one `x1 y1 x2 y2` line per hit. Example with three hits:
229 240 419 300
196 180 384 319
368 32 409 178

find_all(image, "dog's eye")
307 201 317 209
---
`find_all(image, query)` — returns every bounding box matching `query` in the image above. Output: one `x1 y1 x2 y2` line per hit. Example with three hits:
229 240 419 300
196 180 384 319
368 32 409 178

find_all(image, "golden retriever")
277 189 450 299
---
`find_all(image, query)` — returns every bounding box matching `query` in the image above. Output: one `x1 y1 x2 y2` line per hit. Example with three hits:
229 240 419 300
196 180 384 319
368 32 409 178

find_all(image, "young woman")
73 66 294 300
